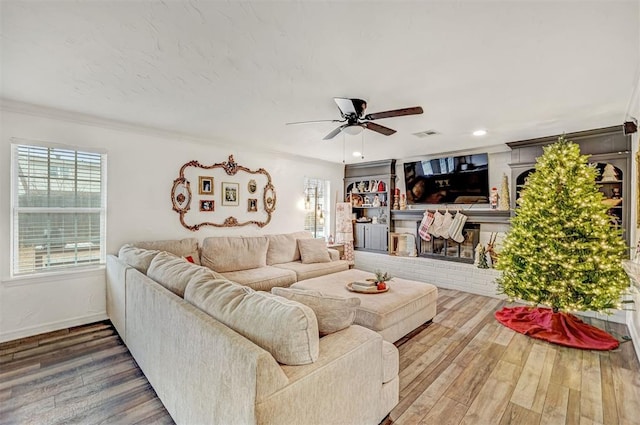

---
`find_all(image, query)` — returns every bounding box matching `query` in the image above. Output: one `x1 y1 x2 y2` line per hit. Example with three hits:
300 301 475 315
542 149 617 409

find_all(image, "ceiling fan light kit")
287 97 424 140
343 125 364 136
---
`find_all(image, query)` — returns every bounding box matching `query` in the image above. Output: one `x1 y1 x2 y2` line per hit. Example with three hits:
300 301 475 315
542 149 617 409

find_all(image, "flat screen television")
403 154 489 205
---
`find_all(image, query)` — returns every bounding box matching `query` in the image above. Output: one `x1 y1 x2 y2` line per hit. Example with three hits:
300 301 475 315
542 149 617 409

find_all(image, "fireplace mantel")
391 209 511 225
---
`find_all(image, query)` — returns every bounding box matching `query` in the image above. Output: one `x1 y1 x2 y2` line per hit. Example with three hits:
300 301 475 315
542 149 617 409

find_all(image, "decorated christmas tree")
495 138 628 350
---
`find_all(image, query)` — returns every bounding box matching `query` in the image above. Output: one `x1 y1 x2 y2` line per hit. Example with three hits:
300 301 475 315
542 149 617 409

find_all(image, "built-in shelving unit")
507 126 631 246
344 160 395 253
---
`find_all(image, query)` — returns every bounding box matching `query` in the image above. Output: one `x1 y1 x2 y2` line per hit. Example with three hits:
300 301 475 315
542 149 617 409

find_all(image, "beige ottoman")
291 269 438 343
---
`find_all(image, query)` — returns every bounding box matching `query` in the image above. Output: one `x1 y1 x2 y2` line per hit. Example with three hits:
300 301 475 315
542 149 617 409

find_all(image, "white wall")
629 132 639 360
0 104 344 341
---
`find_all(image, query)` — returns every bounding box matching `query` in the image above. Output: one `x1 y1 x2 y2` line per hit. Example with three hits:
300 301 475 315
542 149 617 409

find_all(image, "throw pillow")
118 244 160 274
185 279 319 365
200 236 268 272
266 231 312 265
133 238 201 265
147 251 218 298
297 238 331 264
271 287 360 336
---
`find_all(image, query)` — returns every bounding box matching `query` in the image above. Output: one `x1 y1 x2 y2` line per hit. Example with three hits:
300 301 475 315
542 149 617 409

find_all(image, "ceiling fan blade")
323 124 349 140
334 98 367 118
286 119 343 125
363 121 396 136
364 106 424 121
334 98 356 115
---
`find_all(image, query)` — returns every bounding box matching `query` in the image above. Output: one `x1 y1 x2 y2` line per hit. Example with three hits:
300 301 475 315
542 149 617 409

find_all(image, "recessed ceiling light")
352 151 362 157
473 129 487 137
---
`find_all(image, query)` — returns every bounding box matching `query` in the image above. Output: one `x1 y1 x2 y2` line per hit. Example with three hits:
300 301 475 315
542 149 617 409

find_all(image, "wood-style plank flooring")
1 289 639 425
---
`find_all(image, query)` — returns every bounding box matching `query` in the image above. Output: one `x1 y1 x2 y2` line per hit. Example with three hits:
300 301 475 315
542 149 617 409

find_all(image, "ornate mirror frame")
171 155 276 230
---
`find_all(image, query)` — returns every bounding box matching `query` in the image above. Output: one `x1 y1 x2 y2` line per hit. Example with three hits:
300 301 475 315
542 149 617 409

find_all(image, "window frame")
10 139 107 277
303 177 330 239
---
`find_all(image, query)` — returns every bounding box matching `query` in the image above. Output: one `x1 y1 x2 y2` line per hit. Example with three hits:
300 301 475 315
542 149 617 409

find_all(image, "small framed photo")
248 179 257 194
222 182 239 206
199 176 214 195
200 199 215 212
248 198 258 212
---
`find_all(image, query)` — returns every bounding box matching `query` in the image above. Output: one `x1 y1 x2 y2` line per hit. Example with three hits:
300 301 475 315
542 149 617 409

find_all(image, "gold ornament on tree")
499 173 510 210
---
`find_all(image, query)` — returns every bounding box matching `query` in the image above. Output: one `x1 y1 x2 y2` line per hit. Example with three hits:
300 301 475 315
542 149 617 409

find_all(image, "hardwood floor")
1 289 638 425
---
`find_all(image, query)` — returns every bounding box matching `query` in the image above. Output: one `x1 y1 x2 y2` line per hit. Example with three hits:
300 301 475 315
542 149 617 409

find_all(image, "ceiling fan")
286 98 424 140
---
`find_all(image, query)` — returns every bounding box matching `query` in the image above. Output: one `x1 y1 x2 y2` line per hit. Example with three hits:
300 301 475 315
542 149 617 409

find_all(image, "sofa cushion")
266 231 312 265
272 287 360 336
133 238 201 265
185 279 319 365
221 266 297 291
273 260 349 281
147 251 221 298
201 236 268 273
297 238 331 264
118 244 160 274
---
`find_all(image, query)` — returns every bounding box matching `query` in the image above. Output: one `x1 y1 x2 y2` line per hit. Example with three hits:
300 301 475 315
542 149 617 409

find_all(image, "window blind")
12 144 106 275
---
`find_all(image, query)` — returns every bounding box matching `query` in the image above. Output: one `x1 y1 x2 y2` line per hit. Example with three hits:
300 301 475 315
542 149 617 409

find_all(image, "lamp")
305 191 311 210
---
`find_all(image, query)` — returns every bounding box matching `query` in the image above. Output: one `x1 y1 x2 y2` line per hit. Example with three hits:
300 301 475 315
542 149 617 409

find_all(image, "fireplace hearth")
416 222 480 263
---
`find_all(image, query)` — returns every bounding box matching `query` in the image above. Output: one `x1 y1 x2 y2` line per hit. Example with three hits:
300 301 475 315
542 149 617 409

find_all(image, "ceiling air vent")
412 130 439 138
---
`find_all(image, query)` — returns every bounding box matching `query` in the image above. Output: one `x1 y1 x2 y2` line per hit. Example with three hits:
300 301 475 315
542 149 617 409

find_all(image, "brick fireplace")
391 209 510 264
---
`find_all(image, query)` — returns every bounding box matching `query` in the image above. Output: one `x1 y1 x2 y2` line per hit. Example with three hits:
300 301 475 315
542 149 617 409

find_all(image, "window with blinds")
11 143 106 276
303 178 329 239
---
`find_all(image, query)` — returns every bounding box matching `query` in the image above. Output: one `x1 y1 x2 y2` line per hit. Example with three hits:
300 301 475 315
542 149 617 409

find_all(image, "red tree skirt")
495 306 619 350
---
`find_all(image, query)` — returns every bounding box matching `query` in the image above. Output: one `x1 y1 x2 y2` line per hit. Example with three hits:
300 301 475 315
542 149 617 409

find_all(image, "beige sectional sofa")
200 231 349 291
106 234 398 425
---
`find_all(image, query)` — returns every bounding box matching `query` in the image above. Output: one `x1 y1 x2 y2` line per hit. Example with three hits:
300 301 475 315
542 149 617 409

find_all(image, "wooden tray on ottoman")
346 282 389 294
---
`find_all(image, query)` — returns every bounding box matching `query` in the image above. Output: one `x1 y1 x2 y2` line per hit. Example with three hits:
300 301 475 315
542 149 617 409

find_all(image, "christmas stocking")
418 211 435 241
429 211 445 238
448 212 468 243
438 211 454 239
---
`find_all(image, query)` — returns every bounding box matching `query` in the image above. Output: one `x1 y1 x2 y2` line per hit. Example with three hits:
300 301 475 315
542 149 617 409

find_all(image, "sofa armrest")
106 254 131 342
257 325 393 424
328 248 340 261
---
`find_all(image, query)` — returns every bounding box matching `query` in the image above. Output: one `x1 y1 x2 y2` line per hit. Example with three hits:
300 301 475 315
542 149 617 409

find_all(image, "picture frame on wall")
222 182 239 206
248 179 257 193
200 200 215 212
248 198 257 212
199 176 214 195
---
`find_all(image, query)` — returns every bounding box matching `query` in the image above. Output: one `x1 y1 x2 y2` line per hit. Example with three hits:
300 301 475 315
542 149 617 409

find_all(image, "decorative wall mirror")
171 155 276 230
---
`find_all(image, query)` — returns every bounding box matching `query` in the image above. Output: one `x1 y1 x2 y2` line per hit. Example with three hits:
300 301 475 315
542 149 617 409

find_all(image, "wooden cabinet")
345 160 395 253
354 223 389 251
507 126 631 245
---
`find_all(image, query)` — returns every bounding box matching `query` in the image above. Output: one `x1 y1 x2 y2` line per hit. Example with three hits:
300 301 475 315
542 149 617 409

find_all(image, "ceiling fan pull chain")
361 131 365 160
342 133 346 164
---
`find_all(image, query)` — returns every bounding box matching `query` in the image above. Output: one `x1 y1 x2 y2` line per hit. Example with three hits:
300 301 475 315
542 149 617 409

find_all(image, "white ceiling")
1 1 639 164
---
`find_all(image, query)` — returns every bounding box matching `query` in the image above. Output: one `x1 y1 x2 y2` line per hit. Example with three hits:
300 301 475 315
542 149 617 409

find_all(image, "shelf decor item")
499 173 510 210
601 163 619 182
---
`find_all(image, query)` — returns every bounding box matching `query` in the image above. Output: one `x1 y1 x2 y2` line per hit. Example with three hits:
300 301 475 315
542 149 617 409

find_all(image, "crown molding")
0 98 342 167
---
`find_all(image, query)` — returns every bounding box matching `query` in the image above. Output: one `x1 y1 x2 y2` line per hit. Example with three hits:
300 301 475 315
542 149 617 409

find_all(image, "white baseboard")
627 313 640 364
0 312 108 343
